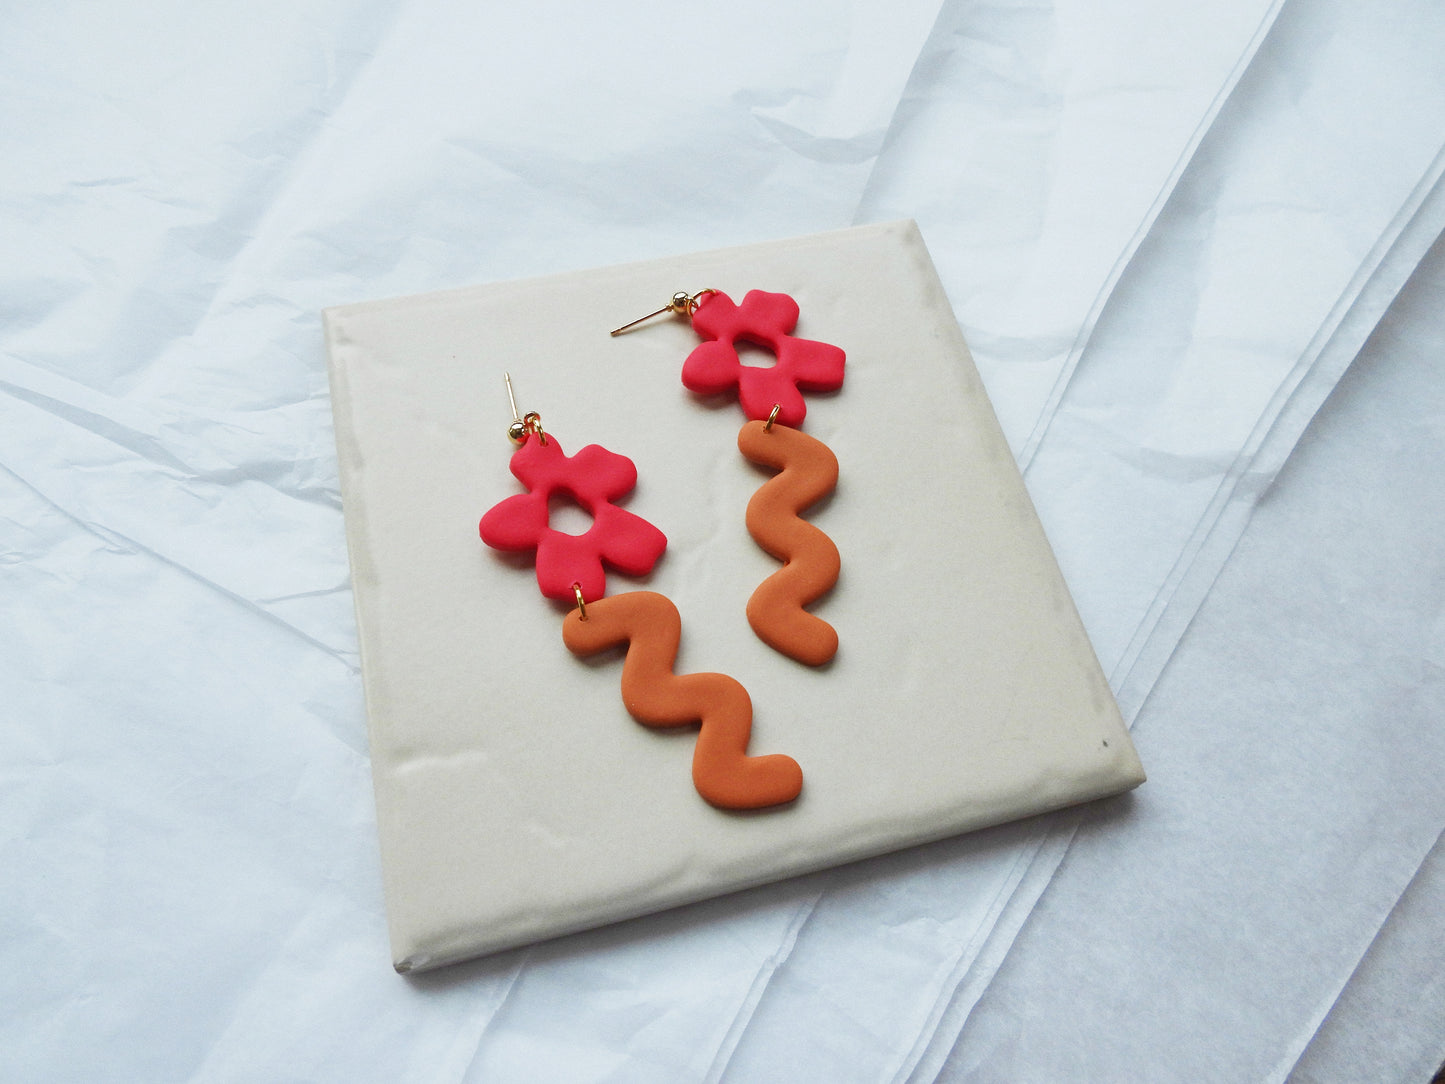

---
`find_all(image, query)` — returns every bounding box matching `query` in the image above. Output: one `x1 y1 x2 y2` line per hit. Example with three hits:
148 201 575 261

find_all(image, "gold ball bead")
508 420 528 443
670 291 692 314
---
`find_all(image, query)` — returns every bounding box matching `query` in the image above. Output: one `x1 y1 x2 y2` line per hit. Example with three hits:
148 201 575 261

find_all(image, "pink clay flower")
682 290 845 428
480 435 666 603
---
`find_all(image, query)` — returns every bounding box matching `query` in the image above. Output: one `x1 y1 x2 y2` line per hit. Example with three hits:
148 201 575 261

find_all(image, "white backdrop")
3 1 1442 1079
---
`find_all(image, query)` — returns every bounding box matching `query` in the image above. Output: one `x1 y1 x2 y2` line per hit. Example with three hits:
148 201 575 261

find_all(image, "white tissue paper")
857 0 1285 458
4 0 1442 1077
906 0 1445 1068
942 223 1445 1083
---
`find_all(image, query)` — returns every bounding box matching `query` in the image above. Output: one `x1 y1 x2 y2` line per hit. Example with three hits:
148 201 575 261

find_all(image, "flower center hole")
737 342 777 369
548 493 595 536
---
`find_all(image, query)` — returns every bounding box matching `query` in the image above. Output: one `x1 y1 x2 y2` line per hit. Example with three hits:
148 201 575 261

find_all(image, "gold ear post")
609 290 717 336
503 373 545 445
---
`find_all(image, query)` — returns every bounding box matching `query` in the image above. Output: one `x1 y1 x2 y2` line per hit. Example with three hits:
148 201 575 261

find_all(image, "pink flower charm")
682 290 845 428
479 435 666 603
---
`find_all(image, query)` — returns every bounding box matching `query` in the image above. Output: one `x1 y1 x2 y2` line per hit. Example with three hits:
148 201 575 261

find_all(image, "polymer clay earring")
612 290 844 666
479 376 802 811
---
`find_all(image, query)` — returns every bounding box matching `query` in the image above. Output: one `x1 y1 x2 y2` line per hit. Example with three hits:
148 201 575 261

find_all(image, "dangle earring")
612 290 844 666
479 375 803 811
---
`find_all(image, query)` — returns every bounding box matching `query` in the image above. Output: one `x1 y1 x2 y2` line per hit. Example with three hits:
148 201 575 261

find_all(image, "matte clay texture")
563 592 804 810
682 290 846 427
478 434 666 602
738 420 841 665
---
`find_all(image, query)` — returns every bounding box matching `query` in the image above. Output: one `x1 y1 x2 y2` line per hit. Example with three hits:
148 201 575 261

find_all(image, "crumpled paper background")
3 0 1442 1079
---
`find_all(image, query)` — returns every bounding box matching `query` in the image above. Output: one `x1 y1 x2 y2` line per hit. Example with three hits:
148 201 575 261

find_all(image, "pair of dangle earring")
612 288 845 667
479 375 804 811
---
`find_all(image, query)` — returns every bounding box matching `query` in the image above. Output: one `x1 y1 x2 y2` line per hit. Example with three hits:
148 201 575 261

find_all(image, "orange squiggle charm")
737 420 841 666
562 591 804 810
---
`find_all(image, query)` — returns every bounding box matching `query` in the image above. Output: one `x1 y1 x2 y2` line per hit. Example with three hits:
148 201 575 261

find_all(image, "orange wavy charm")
562 591 803 810
737 419 841 666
